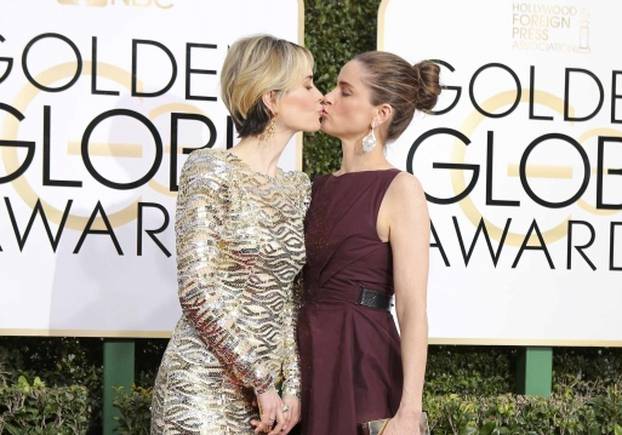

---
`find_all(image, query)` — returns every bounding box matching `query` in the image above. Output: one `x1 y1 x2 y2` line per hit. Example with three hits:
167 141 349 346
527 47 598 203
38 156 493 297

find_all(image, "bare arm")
386 172 430 425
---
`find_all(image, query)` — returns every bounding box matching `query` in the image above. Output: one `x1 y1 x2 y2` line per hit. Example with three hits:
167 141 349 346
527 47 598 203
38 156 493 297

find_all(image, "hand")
382 412 422 435
250 387 285 434
280 395 301 434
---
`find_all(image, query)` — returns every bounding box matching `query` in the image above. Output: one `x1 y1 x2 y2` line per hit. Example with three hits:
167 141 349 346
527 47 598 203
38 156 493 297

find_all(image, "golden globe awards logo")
379 0 622 344
0 30 234 257
405 60 622 272
0 0 302 335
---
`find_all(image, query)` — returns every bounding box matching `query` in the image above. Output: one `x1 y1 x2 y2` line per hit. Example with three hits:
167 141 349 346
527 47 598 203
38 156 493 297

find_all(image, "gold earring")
259 116 277 142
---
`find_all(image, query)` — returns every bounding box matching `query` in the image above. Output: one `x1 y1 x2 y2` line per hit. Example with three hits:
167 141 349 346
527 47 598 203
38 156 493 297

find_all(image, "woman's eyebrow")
338 80 353 89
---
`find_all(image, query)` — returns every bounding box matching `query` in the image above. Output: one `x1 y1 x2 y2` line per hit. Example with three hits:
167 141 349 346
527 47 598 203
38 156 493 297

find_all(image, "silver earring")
362 124 377 153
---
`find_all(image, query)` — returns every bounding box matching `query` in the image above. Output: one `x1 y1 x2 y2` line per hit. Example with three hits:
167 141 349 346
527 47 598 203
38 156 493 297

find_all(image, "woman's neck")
337 136 392 174
229 130 294 177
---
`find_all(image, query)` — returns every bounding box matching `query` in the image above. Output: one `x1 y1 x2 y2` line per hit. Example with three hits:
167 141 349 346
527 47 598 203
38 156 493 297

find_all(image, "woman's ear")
261 91 278 116
374 103 393 128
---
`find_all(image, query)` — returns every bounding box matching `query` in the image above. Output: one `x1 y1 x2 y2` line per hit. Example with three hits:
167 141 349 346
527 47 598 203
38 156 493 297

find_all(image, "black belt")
358 287 393 310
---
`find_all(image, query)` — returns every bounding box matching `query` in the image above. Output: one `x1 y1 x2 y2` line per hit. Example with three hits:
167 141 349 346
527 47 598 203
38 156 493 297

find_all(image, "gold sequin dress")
150 148 310 434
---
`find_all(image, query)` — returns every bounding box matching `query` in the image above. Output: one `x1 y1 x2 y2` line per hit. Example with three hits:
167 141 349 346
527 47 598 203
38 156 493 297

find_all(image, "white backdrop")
0 0 303 336
380 0 622 345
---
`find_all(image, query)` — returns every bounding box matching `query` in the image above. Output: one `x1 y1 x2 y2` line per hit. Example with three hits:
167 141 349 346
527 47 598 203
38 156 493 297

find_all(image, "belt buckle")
358 287 391 310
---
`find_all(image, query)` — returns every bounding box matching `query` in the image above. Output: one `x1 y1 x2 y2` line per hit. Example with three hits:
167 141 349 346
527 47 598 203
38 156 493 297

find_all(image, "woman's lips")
319 108 327 121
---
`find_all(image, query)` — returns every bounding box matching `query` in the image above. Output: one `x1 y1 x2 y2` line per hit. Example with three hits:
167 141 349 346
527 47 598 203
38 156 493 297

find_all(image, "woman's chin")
305 119 323 133
319 119 334 135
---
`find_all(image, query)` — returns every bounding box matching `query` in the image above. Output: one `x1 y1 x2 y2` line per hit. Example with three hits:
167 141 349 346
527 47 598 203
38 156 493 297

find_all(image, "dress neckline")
329 168 400 178
223 150 284 182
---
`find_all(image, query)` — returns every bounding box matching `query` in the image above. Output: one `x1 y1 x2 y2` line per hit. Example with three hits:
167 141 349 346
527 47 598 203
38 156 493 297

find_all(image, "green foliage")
0 374 90 434
108 382 622 435
303 0 382 178
423 386 622 435
134 339 167 389
426 346 515 396
112 386 152 435
554 348 622 396
0 337 102 433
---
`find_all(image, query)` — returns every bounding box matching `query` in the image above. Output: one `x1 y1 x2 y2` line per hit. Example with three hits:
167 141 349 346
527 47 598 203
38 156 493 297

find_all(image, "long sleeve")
175 151 273 394
281 173 312 398
281 270 303 398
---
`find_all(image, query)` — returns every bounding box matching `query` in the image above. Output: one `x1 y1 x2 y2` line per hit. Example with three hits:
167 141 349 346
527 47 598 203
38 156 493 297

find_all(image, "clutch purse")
361 412 430 435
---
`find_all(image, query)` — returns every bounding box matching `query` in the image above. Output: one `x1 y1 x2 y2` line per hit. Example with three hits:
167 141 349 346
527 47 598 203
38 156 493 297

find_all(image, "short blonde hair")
220 34 314 137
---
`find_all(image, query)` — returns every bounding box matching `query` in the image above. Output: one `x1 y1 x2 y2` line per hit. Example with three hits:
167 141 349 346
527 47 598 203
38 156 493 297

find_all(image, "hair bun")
412 61 441 112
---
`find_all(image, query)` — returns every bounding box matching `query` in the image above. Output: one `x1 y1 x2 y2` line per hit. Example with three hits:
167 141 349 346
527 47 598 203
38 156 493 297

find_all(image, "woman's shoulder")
382 171 430 232
180 148 233 193
387 170 425 199
183 147 231 172
281 170 311 210
281 169 311 189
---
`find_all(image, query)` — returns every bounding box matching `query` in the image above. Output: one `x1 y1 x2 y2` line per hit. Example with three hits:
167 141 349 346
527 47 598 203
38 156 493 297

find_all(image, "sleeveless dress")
151 148 311 434
297 169 404 435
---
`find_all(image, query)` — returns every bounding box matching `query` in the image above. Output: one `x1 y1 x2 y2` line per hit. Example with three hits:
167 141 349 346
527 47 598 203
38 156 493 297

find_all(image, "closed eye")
338 81 353 97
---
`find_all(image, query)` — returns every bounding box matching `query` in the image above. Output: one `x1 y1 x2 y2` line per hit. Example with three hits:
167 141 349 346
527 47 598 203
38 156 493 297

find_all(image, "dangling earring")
259 115 277 142
362 121 377 153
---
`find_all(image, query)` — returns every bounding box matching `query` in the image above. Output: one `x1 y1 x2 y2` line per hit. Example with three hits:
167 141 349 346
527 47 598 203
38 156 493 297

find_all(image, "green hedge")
0 375 91 434
112 386 151 435
426 388 622 435
109 346 622 433
2 342 622 433
110 382 622 434
303 0 380 178
0 338 101 433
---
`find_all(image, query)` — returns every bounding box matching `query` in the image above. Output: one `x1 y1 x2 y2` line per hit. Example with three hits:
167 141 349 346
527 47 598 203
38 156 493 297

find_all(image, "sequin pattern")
150 148 310 434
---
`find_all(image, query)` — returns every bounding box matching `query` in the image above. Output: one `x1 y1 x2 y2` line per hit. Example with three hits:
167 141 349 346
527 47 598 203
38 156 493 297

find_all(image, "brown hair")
220 34 314 138
354 51 441 142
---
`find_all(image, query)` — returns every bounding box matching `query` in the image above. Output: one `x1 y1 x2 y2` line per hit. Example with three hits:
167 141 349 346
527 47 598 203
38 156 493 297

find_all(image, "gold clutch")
361 418 389 435
361 412 430 435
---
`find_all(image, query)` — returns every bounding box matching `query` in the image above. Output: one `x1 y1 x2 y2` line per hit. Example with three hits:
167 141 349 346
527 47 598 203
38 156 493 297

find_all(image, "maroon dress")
297 169 404 435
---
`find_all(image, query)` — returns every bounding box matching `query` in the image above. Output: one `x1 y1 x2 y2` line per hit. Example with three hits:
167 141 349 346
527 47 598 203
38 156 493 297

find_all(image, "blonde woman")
150 35 324 435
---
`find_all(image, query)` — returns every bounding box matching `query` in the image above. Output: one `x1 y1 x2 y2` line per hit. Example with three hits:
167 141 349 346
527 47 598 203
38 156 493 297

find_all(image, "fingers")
254 413 273 434
267 406 286 435
254 397 279 434
261 405 276 429
252 409 273 434
251 419 272 434
252 412 268 433
280 407 292 433
281 400 300 434
281 412 295 433
252 421 266 434
285 412 300 433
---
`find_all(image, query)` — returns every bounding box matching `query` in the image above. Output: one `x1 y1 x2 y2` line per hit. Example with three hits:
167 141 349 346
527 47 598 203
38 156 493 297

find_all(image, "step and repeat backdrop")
1 0 620 345
0 0 303 336
380 0 621 345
